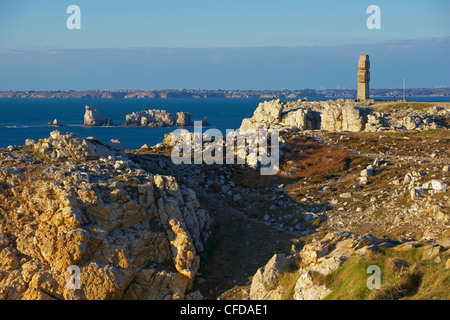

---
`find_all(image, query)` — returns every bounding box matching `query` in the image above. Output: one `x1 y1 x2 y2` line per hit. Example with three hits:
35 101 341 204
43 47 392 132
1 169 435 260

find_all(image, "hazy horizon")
1 1 449 91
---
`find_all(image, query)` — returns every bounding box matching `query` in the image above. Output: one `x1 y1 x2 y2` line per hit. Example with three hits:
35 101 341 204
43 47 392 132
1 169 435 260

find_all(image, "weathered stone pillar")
357 55 370 101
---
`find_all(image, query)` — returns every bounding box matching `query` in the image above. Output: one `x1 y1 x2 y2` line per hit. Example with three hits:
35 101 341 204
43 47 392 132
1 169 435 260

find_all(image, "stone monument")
357 54 370 101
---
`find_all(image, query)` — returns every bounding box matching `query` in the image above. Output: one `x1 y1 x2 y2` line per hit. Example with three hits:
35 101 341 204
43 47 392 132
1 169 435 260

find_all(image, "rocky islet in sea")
83 105 210 128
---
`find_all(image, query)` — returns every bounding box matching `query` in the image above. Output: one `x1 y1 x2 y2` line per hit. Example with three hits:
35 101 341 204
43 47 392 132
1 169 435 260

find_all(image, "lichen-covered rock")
0 132 212 300
31 130 127 162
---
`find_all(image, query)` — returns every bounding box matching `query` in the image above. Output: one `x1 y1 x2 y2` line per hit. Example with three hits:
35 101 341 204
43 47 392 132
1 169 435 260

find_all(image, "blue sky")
0 0 449 90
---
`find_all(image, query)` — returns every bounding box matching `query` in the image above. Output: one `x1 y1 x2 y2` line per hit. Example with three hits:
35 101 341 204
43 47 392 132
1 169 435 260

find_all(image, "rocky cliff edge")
0 131 212 300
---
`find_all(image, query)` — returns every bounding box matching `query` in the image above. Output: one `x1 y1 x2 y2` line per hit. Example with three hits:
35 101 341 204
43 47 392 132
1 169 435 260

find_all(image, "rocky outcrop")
321 104 368 132
249 254 295 300
0 131 211 300
240 99 369 132
240 99 449 133
125 110 195 127
26 131 127 162
46 119 65 127
201 116 211 126
83 105 114 127
247 229 450 301
162 128 291 171
248 232 387 300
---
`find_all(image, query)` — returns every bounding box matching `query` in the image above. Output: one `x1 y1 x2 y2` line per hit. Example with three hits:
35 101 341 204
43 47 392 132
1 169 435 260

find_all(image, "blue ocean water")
0 97 448 149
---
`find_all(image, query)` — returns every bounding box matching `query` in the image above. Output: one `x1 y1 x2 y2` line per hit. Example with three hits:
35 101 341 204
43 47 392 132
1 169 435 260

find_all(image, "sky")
0 0 449 90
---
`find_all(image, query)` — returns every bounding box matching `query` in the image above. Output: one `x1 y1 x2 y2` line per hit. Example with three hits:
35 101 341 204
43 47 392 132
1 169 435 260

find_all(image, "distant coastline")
0 88 448 100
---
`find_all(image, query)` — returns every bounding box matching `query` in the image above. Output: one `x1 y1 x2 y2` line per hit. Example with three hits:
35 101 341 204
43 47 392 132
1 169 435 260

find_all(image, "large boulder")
248 232 385 301
30 130 127 162
249 253 294 300
321 104 367 132
0 132 212 300
83 105 114 127
240 99 368 132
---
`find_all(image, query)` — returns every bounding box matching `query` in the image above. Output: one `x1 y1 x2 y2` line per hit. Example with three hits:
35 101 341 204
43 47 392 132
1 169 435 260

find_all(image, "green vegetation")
278 269 301 300
323 247 450 300
372 101 433 112
324 258 374 300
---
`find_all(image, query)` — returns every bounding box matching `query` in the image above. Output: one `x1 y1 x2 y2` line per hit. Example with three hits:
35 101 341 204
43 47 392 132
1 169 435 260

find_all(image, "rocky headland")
240 98 449 132
1 99 449 300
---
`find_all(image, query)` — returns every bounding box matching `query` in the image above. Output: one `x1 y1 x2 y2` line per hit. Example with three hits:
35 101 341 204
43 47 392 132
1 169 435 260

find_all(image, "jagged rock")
240 99 448 133
293 270 332 300
292 232 384 300
422 245 443 261
32 131 127 162
321 104 367 132
201 117 211 126
249 253 294 300
240 99 321 131
249 232 385 301
410 188 425 200
430 180 447 191
46 119 65 127
162 128 284 171
83 106 114 127
125 110 195 127
283 108 318 131
240 99 370 132
339 192 352 198
0 132 212 300
360 167 374 177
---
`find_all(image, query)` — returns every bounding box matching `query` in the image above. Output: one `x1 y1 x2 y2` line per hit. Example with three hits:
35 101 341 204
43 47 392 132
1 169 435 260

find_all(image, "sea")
0 97 448 150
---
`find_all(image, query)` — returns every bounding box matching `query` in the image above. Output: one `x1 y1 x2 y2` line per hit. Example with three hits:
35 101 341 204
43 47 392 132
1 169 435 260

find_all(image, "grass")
381 128 450 139
322 246 450 300
324 257 375 300
278 269 301 300
369 101 447 113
